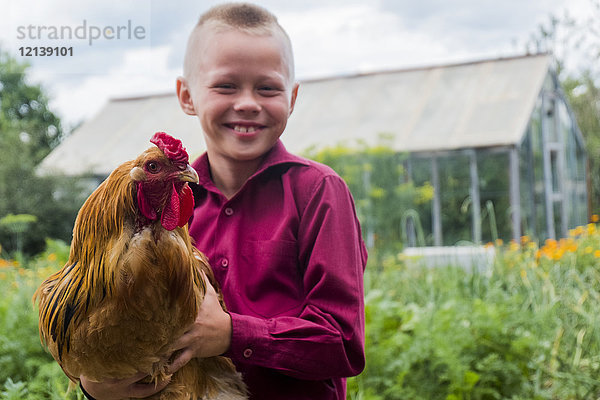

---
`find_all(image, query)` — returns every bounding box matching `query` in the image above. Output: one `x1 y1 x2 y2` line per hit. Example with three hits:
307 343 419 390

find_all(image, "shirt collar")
192 140 310 191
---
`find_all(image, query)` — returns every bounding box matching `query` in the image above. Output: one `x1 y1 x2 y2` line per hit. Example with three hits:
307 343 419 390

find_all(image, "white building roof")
40 54 552 176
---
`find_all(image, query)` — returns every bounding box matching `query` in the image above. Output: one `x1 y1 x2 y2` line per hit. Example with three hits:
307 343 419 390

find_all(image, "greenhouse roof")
40 54 552 176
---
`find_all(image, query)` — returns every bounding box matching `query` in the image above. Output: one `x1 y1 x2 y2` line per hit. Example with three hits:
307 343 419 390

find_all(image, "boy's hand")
167 273 232 374
79 372 171 400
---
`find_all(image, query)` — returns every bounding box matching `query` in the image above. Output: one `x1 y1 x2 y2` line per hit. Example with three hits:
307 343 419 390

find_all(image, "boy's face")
177 26 299 166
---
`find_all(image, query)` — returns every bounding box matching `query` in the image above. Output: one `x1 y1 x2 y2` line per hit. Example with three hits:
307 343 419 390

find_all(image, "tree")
526 0 600 215
0 49 87 256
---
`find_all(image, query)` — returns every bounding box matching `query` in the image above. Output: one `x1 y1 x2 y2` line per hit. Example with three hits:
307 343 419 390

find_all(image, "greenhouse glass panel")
477 151 511 243
438 153 472 245
530 100 549 240
408 156 434 246
519 130 537 238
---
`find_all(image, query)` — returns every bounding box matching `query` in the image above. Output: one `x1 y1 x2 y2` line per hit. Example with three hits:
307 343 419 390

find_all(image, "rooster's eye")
146 161 161 174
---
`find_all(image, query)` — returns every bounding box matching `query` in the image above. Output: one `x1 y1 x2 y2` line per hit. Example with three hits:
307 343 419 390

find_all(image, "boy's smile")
177 26 299 172
225 121 265 136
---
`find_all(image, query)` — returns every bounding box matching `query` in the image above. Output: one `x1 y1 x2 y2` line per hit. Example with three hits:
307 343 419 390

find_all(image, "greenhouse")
40 53 588 246
285 53 589 246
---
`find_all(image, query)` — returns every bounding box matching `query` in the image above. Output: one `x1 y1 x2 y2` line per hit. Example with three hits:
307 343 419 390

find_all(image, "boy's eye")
213 84 236 93
258 86 281 96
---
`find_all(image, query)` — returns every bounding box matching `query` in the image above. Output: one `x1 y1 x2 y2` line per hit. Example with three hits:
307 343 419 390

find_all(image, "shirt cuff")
225 312 269 364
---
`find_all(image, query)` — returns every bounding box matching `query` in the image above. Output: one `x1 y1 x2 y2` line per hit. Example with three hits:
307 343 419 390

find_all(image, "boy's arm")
226 175 367 379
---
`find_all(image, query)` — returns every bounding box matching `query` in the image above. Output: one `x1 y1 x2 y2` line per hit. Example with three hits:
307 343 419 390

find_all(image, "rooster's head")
129 132 199 230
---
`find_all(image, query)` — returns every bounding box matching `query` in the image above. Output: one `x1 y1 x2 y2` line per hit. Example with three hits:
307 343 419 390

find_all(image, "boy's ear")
176 77 196 116
289 83 300 116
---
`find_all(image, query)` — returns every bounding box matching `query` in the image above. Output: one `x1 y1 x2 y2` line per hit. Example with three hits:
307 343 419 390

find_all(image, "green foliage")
0 239 80 400
0 48 88 256
348 224 600 399
0 214 38 254
4 233 600 399
1 378 28 400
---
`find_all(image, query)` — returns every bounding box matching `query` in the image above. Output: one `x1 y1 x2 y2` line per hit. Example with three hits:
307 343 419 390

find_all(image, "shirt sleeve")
225 175 367 380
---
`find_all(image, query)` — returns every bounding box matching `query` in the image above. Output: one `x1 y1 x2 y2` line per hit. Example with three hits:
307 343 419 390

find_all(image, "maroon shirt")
188 141 367 399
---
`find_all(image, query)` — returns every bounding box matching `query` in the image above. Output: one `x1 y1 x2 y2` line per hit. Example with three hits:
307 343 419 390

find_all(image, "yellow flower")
585 246 594 254
592 214 599 223
520 269 527 278
495 239 504 246
569 228 578 237
570 226 585 237
553 249 565 260
594 250 600 258
47 253 57 262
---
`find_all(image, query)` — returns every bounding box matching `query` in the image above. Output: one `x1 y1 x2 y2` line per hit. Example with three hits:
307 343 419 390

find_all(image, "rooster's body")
34 133 247 400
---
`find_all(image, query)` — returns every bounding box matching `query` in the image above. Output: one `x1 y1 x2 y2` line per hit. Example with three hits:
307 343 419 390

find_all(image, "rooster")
34 132 247 400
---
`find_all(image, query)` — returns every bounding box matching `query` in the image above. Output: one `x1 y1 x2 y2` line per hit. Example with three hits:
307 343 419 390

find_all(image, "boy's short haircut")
184 2 295 82
198 2 278 31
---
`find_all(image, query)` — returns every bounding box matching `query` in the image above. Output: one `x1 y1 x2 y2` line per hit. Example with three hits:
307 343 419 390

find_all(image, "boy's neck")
208 155 263 199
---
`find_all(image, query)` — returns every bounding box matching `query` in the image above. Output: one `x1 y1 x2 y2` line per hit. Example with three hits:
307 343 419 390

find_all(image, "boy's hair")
184 2 295 82
197 2 279 31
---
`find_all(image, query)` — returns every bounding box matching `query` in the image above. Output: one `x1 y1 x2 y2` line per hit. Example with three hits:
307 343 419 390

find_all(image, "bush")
348 222 600 399
0 239 80 400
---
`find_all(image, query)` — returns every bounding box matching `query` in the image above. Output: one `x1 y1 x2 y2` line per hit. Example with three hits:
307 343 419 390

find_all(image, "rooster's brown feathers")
34 133 247 400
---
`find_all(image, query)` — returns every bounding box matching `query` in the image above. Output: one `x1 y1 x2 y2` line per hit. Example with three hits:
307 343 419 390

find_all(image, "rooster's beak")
178 164 199 184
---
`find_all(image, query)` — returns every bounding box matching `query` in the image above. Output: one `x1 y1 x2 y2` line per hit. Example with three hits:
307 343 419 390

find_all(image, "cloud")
2 0 592 128
36 45 178 127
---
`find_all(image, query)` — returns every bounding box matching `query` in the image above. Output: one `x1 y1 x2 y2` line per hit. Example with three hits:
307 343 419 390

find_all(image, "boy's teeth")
233 125 256 133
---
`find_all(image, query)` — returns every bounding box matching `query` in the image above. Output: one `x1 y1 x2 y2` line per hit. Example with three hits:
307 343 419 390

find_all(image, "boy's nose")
233 91 261 113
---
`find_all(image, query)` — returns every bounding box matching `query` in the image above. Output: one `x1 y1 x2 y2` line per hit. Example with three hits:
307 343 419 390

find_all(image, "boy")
80 3 366 399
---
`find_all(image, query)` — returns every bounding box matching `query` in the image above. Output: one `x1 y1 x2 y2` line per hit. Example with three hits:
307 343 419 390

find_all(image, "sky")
0 0 595 130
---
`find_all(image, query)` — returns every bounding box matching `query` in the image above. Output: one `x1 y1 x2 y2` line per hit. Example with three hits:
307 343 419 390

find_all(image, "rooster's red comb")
150 132 189 164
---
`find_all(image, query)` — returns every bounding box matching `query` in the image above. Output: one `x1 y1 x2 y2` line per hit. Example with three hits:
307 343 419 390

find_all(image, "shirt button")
220 258 229 268
224 207 234 216
243 348 253 358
